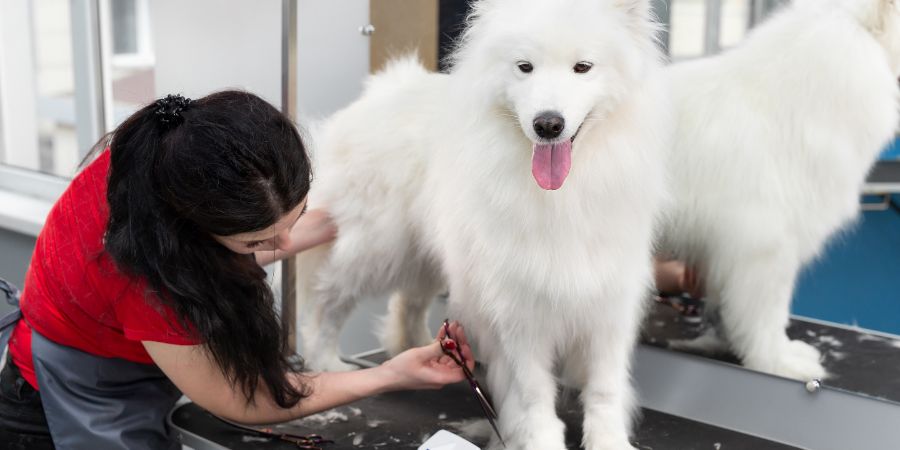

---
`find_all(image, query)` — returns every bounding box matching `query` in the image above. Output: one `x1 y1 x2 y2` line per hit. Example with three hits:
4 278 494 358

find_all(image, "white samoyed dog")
298 0 671 448
662 0 900 381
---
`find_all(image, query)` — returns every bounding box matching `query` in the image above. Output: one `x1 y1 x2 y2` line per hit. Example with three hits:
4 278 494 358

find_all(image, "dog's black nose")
533 112 565 139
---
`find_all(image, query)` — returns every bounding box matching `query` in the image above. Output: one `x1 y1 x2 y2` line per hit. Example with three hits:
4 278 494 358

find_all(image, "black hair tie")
154 94 192 127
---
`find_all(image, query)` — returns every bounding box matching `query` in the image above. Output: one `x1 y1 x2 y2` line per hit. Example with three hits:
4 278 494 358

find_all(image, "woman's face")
212 198 308 255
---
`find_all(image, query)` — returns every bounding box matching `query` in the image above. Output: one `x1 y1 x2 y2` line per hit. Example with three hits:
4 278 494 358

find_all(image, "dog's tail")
364 54 432 93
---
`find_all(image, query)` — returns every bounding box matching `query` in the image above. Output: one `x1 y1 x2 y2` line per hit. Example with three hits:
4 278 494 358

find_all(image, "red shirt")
9 150 199 389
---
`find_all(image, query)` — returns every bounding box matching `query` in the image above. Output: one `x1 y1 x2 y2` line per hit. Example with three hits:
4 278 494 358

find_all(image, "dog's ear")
883 0 900 18
612 0 660 41
856 0 899 32
613 0 653 20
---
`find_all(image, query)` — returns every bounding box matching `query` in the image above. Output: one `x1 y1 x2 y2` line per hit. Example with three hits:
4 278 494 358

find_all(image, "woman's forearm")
227 367 398 424
147 341 398 426
228 339 466 424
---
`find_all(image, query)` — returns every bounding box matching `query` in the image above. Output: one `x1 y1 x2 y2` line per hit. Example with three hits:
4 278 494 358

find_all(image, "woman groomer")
0 91 474 449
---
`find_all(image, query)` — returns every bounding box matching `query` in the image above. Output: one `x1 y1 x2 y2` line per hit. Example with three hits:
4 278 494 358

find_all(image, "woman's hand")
378 321 476 391
288 208 337 252
255 208 337 266
654 258 704 298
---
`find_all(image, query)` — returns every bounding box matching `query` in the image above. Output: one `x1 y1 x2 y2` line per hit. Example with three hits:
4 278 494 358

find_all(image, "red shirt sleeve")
114 281 201 346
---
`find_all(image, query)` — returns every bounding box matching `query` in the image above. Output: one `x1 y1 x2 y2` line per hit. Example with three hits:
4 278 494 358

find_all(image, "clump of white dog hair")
446 418 492 442
287 409 348 428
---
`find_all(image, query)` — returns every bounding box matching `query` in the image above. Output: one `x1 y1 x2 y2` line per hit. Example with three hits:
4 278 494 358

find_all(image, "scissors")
440 319 506 448
215 416 334 449
654 292 704 323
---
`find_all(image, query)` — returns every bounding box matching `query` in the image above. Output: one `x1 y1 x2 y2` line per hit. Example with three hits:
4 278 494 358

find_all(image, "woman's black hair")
99 90 311 407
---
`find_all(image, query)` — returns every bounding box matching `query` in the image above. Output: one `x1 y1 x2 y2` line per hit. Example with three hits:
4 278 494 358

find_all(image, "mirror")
639 0 900 404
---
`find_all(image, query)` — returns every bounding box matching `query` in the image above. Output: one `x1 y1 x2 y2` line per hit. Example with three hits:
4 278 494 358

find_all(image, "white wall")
149 0 370 123
296 0 370 122
149 0 282 106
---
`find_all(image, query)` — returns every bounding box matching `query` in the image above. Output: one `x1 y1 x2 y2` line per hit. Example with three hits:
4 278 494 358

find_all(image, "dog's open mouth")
531 124 582 191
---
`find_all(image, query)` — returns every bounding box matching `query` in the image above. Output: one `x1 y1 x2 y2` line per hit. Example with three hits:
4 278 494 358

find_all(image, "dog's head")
448 0 662 190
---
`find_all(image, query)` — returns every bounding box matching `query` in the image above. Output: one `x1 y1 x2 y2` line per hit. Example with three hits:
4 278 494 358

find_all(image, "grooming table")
171 350 800 450
642 301 900 403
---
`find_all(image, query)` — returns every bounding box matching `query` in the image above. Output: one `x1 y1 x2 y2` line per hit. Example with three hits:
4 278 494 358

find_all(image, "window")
108 0 157 126
0 0 155 186
666 0 784 60
0 0 78 179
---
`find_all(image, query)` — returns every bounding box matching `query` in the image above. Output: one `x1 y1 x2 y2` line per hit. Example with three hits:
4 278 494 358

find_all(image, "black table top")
172 360 800 450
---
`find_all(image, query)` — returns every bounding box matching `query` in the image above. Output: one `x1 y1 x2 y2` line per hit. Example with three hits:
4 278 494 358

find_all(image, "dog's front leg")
580 322 639 450
484 327 567 450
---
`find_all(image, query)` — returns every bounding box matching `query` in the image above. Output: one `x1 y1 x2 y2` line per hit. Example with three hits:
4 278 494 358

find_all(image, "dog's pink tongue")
532 141 572 190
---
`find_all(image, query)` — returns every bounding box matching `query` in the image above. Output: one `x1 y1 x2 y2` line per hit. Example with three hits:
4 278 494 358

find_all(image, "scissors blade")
473 386 498 419
483 409 506 448
471 388 504 447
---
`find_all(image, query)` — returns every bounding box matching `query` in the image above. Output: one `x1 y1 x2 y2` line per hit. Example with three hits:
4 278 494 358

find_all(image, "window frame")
108 0 155 69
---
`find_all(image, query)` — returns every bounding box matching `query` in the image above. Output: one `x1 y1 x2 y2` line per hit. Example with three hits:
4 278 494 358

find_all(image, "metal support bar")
70 0 108 158
703 0 722 55
280 0 299 356
748 0 767 28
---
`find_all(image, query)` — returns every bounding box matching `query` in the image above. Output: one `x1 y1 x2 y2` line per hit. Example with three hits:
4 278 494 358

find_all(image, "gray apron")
0 278 182 449
0 279 22 369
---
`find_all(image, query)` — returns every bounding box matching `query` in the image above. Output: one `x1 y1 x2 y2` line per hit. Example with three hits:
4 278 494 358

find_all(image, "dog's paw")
491 440 565 450
586 441 637 450
745 339 827 381
583 427 635 450
503 422 567 450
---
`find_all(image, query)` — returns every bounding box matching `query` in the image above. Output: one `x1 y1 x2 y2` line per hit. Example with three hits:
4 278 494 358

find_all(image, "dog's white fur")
662 0 900 380
297 0 670 448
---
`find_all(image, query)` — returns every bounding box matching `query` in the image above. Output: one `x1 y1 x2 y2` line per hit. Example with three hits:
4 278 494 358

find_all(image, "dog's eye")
517 61 534 73
573 62 593 74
